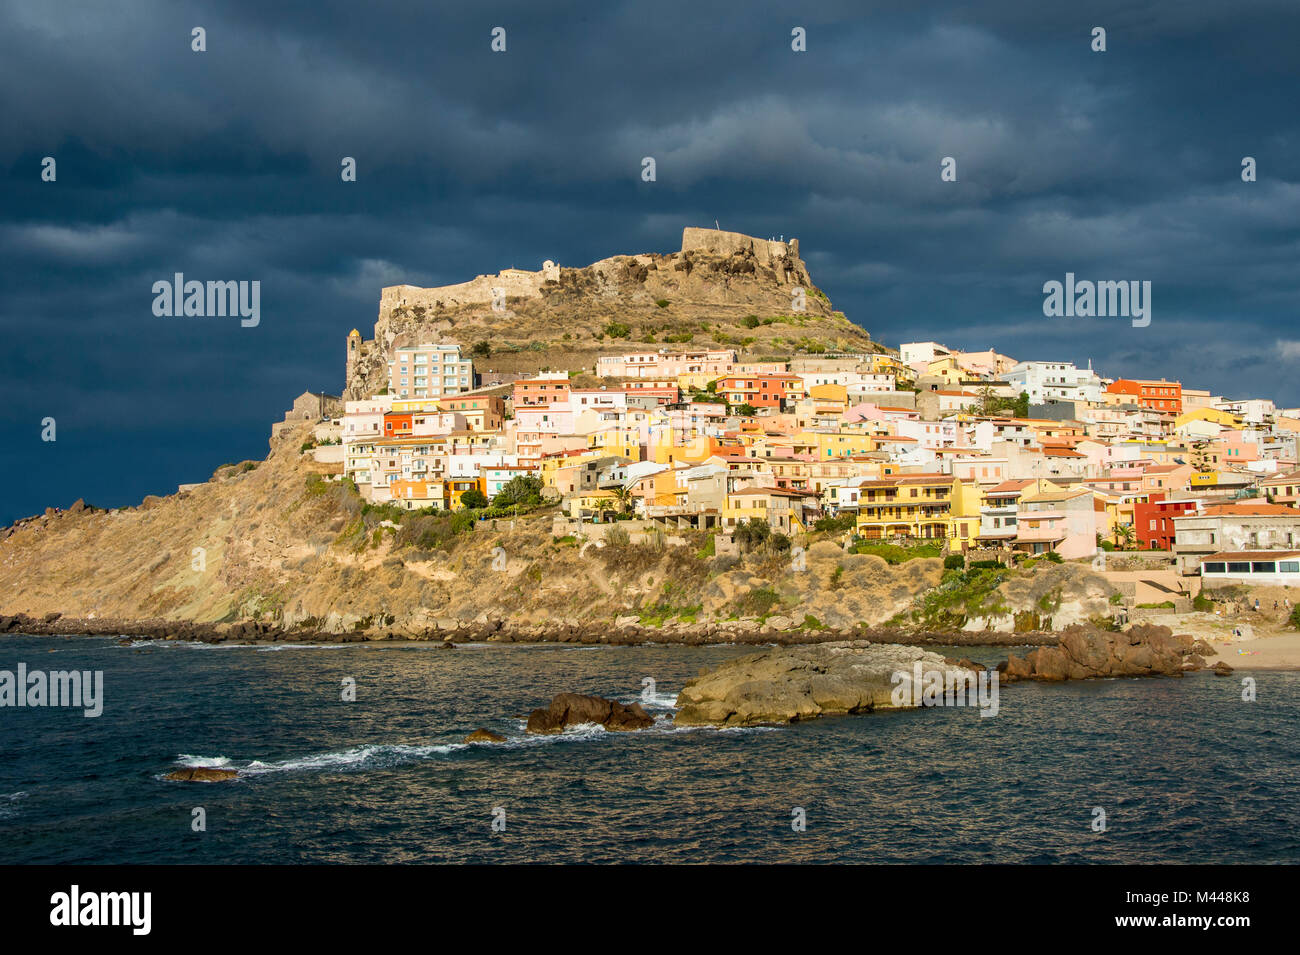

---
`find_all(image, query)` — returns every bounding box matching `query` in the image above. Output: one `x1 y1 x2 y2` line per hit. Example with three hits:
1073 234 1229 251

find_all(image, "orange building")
382 412 413 438
716 373 803 409
1107 378 1183 415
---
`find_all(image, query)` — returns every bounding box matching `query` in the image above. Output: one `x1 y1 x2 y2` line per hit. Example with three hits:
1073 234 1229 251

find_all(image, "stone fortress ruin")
344 227 822 398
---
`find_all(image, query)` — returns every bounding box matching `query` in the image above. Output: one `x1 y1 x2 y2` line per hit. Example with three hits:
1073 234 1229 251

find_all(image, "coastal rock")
525 692 655 734
673 641 975 727
1213 661 1234 676
998 623 1194 681
465 727 506 743
164 767 238 782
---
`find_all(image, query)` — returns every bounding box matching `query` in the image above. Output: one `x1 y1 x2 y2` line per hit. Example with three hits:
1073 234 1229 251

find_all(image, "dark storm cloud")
2 0 1299 521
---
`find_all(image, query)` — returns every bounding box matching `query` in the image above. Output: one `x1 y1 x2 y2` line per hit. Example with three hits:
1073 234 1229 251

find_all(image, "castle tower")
346 328 362 385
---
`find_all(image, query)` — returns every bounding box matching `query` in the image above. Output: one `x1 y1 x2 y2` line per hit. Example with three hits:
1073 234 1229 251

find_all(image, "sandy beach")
1135 583 1300 671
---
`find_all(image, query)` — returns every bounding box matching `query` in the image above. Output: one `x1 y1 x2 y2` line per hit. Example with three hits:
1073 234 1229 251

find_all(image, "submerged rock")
525 692 655 734
673 641 976 727
164 767 238 782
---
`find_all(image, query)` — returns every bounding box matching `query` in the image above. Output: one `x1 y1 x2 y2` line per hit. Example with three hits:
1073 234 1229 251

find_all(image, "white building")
1001 361 1104 405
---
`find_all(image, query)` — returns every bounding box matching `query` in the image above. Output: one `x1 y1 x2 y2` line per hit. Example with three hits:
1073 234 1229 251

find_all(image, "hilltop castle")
344 227 817 397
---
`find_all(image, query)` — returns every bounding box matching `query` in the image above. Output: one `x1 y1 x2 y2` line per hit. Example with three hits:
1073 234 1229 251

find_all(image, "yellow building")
722 487 815 535
856 474 974 541
924 356 966 387
944 478 984 550
567 489 617 520
445 477 486 509
1174 407 1242 431
798 430 877 460
807 382 849 407
588 427 643 461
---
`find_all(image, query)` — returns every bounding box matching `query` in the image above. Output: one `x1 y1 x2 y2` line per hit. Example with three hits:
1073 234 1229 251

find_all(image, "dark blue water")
1 635 1296 864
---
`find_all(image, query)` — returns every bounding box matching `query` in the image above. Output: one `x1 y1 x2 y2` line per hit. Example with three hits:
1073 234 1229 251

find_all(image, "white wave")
176 754 232 768
255 644 351 652
245 743 468 774
120 639 253 650
0 792 26 819
169 743 466 778
637 690 680 710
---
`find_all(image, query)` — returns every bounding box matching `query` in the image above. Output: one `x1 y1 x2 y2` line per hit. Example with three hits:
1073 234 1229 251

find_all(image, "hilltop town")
4 228 1300 660
318 231 1300 589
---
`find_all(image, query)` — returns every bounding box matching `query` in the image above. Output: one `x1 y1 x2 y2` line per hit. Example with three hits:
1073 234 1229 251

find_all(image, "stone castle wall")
379 259 561 315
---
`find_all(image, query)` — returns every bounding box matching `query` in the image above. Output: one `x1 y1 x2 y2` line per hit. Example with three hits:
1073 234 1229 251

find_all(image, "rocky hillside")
345 227 880 397
0 419 1117 644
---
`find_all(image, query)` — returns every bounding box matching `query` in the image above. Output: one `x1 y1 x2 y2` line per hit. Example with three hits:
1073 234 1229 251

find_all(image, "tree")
735 403 758 417
611 484 635 516
733 518 771 552
492 474 543 508
1115 523 1136 549
471 341 491 359
459 488 488 509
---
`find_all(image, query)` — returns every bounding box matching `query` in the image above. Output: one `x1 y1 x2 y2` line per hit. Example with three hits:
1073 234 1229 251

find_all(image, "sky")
3 0 1299 524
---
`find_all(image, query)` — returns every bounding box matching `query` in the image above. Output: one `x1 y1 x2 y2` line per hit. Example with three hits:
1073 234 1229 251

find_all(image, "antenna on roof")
715 220 721 230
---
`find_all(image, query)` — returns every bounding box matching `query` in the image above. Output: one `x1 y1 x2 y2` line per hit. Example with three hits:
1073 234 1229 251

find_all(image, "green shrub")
459 489 489 509
813 514 857 534
1044 551 1064 563
849 541 944 564
944 555 966 571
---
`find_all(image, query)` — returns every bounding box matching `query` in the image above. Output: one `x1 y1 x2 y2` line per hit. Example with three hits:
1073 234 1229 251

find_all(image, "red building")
1134 493 1199 550
1107 378 1183 415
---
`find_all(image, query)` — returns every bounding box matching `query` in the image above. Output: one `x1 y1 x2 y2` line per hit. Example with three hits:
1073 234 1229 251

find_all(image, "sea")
1 634 1296 864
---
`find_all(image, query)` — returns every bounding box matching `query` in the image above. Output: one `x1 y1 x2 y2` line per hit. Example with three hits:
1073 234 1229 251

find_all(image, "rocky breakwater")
673 641 976 727
997 622 1226 681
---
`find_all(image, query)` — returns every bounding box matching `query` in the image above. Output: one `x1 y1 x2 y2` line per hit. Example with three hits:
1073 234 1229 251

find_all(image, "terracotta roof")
1199 503 1300 516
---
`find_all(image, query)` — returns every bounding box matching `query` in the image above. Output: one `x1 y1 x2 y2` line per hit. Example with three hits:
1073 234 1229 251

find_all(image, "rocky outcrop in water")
164 768 238 782
997 623 1197 681
673 641 976 727
465 727 506 743
525 692 655 734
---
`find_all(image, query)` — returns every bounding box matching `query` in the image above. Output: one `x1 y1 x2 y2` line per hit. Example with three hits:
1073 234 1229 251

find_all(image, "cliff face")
344 227 877 398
